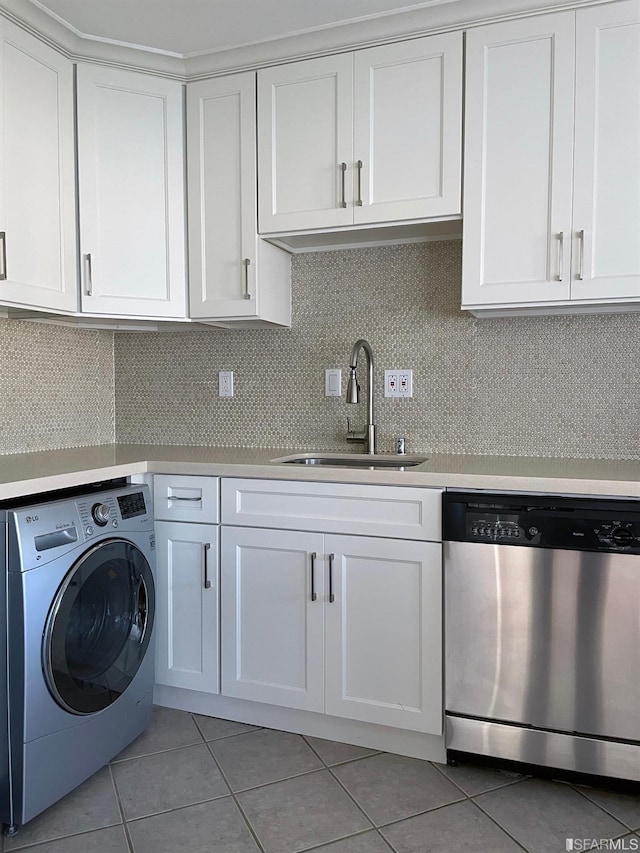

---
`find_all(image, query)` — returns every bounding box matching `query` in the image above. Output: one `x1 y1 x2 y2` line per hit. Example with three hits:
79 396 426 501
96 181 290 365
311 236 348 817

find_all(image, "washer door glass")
43 538 155 715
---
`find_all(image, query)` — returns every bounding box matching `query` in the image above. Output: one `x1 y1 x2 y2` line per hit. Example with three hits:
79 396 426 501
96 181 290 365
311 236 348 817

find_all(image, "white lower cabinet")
221 523 442 735
221 526 325 712
155 521 220 693
324 534 442 734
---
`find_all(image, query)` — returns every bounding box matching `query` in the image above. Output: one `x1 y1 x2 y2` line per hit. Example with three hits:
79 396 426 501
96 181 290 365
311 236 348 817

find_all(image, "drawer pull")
356 160 363 207
577 229 585 281
203 542 212 589
84 252 93 296
310 552 317 602
169 495 201 502
243 257 252 300
557 231 564 282
339 162 347 209
0 231 6 280
328 553 335 603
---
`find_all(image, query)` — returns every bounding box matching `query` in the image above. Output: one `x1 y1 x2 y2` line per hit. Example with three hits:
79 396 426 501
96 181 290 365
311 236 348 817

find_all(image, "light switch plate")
325 368 342 397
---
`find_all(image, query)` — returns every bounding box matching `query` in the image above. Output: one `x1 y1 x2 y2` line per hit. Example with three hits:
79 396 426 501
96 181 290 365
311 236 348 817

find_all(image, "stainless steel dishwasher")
443 491 640 781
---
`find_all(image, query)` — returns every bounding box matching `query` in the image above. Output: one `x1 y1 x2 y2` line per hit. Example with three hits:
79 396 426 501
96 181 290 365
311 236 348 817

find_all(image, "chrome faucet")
346 338 377 454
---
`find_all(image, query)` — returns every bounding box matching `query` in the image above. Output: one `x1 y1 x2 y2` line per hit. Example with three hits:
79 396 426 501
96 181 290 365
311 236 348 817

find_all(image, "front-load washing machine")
0 482 156 835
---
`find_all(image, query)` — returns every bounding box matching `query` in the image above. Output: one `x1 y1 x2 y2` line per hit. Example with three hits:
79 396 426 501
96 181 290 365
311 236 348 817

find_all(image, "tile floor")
3 707 640 853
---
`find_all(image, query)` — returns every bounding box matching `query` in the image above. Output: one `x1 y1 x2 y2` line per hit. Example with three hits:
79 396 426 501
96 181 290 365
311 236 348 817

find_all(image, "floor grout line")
469 792 532 852
570 785 638 833
107 764 135 853
194 716 267 853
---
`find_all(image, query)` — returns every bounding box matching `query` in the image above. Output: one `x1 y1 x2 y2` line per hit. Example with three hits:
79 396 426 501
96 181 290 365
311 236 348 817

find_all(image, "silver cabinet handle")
310 552 317 602
0 231 6 280
328 553 335 603
169 494 201 502
243 258 252 300
84 253 93 296
339 162 347 209
577 229 585 281
557 232 564 282
203 542 212 589
356 160 363 207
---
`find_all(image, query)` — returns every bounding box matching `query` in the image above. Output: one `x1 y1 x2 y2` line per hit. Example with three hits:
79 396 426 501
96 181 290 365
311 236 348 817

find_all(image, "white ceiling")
27 0 450 57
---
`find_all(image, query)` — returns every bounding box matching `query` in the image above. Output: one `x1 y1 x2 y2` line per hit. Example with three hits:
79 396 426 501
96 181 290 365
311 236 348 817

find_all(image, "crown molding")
1 0 618 80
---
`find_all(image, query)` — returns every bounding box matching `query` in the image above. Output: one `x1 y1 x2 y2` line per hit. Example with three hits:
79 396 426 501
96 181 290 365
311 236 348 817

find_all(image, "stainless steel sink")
272 453 428 470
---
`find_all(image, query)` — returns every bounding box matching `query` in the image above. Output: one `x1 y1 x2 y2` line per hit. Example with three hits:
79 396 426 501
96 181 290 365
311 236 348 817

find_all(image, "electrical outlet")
218 371 233 397
385 369 413 397
325 368 342 397
385 371 398 397
398 370 413 397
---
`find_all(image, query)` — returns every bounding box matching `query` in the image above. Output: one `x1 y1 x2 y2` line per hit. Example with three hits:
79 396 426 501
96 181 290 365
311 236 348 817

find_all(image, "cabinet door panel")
155 521 219 693
325 535 442 734
77 65 186 317
221 526 324 711
258 54 353 232
354 33 462 224
188 73 259 319
462 13 575 307
0 20 76 312
572 2 640 301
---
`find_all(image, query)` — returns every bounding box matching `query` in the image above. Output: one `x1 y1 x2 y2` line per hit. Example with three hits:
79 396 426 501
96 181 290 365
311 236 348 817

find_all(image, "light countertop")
2 444 640 502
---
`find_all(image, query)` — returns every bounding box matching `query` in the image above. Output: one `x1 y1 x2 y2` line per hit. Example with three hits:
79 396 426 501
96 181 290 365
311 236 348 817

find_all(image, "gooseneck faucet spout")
346 338 376 454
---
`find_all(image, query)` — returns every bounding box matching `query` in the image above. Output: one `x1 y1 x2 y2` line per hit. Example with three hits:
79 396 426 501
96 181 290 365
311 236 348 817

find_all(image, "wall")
0 318 114 455
114 241 640 460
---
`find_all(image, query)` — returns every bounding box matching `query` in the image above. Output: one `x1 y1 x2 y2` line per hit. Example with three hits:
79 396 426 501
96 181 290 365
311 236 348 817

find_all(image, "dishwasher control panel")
444 492 640 553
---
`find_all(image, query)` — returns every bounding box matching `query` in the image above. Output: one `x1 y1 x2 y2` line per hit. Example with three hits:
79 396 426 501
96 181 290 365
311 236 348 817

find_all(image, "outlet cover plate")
385 369 413 398
219 371 234 397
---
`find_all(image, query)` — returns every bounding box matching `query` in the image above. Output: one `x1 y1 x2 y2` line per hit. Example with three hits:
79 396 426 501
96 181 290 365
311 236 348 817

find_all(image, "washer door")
43 538 155 715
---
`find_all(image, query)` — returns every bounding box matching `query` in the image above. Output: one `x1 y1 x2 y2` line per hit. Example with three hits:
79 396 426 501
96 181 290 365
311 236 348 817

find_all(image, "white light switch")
219 371 233 397
325 368 342 397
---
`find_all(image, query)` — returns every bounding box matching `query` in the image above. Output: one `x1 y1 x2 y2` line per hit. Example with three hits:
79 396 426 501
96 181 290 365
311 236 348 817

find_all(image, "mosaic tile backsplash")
114 241 640 460
0 318 114 455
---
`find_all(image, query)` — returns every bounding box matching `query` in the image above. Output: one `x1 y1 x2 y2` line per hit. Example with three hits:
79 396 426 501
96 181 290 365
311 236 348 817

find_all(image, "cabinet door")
258 54 353 233
221 526 324 711
155 521 219 693
324 535 442 734
77 65 186 318
353 33 462 225
571 1 640 302
462 13 575 308
0 20 77 312
188 73 259 319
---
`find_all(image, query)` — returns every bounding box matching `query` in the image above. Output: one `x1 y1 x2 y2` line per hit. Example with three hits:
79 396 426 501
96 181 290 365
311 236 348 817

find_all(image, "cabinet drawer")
221 479 441 541
153 475 219 523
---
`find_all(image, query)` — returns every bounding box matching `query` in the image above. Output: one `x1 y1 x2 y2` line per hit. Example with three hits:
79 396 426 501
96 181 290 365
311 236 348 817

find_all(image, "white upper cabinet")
187 73 290 327
258 54 354 234
258 33 462 234
76 65 187 318
462 12 575 308
353 35 462 226
463 2 640 312
0 19 77 313
571 1 640 302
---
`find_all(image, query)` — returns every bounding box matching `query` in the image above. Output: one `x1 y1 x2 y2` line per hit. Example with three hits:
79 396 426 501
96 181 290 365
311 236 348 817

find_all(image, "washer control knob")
86 525 94 536
92 502 110 526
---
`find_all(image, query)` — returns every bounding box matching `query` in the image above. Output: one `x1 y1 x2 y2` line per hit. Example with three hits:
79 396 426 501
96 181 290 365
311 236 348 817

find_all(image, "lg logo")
25 515 39 523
